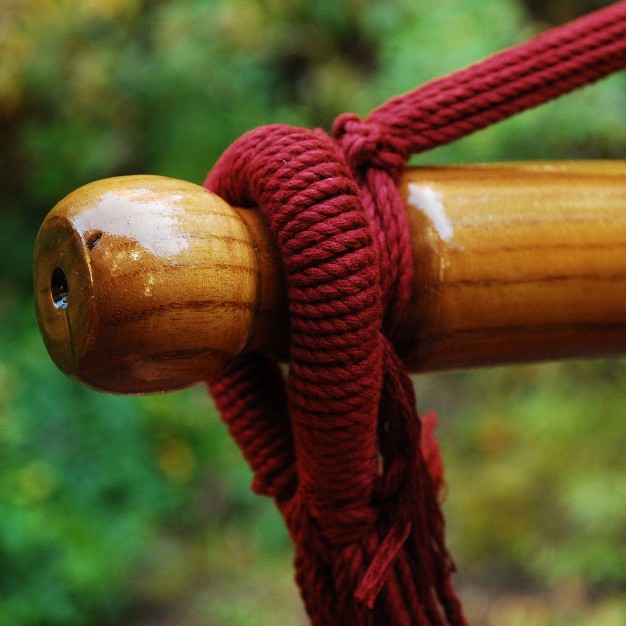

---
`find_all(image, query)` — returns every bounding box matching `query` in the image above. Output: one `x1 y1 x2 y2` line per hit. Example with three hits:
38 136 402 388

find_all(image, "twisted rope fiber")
205 3 626 624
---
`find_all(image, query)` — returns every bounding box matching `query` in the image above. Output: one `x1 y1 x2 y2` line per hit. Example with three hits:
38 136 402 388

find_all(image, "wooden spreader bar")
33 161 626 394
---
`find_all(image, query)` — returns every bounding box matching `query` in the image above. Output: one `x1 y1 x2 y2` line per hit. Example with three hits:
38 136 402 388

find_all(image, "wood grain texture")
33 163 626 393
34 175 260 393
400 162 626 371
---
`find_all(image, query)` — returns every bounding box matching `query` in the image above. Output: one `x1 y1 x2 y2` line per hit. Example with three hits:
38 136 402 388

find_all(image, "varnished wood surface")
400 162 626 371
33 163 626 393
34 176 263 393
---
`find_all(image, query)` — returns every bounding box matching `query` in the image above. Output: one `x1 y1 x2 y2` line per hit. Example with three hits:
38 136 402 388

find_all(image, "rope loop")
207 122 385 529
206 121 455 625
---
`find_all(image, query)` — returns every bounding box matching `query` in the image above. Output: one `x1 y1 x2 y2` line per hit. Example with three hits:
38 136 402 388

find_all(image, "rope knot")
333 113 408 176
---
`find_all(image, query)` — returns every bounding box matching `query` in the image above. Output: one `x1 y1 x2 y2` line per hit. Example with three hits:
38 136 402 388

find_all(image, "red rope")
205 3 626 624
363 0 626 156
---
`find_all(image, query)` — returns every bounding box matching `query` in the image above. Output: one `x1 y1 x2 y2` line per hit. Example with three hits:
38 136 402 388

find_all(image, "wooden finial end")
34 175 262 394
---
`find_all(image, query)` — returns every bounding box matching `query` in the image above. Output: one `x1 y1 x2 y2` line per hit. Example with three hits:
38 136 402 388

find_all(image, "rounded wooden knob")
34 175 271 393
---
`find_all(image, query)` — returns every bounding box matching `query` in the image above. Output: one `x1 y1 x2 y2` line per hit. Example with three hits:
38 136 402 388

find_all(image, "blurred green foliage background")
1 0 625 624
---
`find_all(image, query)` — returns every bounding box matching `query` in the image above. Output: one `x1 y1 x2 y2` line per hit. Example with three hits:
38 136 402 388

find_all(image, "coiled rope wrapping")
205 3 626 624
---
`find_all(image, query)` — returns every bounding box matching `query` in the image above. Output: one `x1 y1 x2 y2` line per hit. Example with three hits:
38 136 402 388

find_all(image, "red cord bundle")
205 3 626 624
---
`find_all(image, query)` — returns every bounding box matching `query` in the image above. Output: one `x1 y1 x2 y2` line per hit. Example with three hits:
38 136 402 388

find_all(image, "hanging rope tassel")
206 2 626 624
